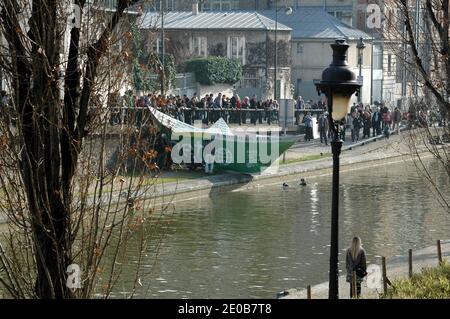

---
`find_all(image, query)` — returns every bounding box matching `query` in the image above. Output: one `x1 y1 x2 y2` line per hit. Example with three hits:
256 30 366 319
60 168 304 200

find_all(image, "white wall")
292 39 373 104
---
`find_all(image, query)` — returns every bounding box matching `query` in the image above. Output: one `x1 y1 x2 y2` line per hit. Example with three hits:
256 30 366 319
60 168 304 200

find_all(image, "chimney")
192 2 199 15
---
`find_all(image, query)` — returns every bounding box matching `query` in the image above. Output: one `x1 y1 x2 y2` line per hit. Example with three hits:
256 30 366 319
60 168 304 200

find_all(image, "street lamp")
315 39 361 300
274 4 292 101
356 37 365 103
160 0 165 97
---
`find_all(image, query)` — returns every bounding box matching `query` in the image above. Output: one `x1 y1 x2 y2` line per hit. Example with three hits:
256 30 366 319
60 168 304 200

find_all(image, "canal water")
115 158 450 298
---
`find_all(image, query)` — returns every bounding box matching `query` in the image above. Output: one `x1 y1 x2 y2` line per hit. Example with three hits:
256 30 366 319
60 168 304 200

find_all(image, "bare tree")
0 0 172 298
383 0 450 210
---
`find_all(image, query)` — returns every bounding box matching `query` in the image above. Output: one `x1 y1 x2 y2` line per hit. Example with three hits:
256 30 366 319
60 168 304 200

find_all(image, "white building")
260 8 374 104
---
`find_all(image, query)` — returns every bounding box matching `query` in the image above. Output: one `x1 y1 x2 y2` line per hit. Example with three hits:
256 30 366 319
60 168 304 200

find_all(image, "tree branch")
401 0 449 110
426 0 443 37
77 0 139 142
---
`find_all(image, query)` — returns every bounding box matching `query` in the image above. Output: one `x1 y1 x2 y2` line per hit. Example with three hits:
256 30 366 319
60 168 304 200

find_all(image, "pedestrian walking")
257 99 264 124
352 112 362 142
382 108 392 130
263 99 270 124
250 95 257 125
241 96 249 124
344 113 353 142
392 106 401 134
214 93 223 122
236 94 242 125
303 112 313 142
317 112 329 145
295 95 304 125
362 111 372 139
372 107 382 136
346 237 367 298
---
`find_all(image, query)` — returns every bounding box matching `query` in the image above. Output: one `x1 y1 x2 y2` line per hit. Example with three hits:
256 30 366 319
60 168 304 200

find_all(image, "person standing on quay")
303 112 313 142
352 112 362 142
362 110 372 139
295 95 304 125
372 107 382 136
392 106 402 134
250 95 258 125
317 111 329 145
346 237 367 298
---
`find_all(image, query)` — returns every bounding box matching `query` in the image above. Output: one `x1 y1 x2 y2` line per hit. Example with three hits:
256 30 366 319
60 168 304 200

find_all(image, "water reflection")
113 159 449 298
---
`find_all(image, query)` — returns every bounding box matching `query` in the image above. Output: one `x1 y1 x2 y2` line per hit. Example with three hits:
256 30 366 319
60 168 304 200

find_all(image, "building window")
297 43 304 54
387 54 392 74
190 36 207 57
396 56 403 82
296 78 302 96
201 0 239 11
373 45 383 69
152 38 162 54
96 0 117 9
276 80 281 100
329 11 353 26
228 36 246 65
154 0 175 11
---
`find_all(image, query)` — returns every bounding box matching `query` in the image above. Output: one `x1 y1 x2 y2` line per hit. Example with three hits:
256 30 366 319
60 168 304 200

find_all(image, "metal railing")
108 107 287 126
96 104 330 127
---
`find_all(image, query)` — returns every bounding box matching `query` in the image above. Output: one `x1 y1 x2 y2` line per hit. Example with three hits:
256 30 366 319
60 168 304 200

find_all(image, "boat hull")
171 133 298 173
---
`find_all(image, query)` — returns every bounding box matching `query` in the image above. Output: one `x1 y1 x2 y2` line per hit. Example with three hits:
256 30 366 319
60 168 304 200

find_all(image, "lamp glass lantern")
316 39 362 128
330 93 351 121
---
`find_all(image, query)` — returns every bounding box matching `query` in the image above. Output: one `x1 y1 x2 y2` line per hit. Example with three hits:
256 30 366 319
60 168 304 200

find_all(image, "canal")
114 158 450 298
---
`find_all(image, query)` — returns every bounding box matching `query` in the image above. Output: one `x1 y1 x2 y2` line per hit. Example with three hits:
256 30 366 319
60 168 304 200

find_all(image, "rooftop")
138 11 292 31
259 8 372 40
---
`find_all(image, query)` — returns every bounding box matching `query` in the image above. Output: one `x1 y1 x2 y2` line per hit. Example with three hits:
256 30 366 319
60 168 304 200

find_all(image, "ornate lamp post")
315 39 361 300
274 4 292 100
356 37 365 103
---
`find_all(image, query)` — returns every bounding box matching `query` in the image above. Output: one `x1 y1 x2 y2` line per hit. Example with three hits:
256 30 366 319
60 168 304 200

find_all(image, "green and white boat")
149 106 298 173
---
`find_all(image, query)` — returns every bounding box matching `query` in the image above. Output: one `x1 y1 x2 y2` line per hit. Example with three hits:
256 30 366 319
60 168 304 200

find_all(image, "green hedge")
185 57 243 85
383 261 450 299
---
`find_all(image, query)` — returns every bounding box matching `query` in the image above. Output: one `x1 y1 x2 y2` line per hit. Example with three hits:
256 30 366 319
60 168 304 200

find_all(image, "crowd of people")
1 88 444 144
110 92 282 126
299 100 404 144
110 93 445 138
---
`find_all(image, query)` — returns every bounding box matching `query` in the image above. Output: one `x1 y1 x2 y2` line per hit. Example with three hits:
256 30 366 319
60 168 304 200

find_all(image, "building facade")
260 8 373 104
138 10 292 99
353 0 426 109
150 0 424 109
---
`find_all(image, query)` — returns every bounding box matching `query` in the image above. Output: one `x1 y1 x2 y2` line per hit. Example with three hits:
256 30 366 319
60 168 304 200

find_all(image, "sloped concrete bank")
141 147 434 206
